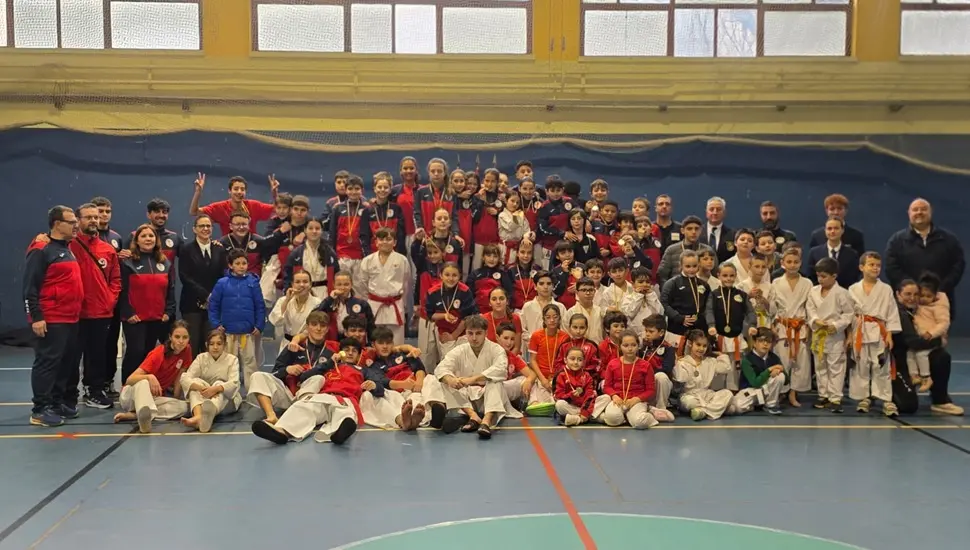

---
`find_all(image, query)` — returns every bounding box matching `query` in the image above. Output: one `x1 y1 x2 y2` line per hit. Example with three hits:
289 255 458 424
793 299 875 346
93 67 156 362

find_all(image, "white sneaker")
856 398 871 413
564 414 582 426
931 403 965 416
882 402 899 417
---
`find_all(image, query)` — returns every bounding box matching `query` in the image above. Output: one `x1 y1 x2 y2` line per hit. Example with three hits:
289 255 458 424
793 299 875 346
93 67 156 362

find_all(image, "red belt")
504 240 520 265
368 293 404 325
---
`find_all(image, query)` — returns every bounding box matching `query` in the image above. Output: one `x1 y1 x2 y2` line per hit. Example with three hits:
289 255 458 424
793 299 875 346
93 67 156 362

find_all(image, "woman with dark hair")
892 279 963 416
119 223 176 382
113 321 191 433
283 218 338 299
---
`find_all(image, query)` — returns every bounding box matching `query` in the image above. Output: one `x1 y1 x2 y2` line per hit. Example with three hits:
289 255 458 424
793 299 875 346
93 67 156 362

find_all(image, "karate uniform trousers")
359 390 430 429
417 318 440 374
727 375 785 415
246 372 325 411
423 377 521 423
711 335 746 392
275 393 358 443
773 334 811 393
812 334 847 404
226 333 260 390
591 394 658 429
184 385 242 418
119 380 188 421
679 389 733 421
260 255 282 305
653 372 673 410
850 341 893 403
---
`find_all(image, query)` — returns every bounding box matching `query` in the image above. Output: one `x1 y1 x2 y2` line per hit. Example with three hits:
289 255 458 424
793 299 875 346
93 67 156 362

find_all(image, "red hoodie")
71 233 122 319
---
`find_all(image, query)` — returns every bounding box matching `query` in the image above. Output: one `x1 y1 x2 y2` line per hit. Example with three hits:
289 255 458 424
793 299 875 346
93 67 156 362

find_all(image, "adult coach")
809 194 865 252
24 206 84 427
884 198 965 318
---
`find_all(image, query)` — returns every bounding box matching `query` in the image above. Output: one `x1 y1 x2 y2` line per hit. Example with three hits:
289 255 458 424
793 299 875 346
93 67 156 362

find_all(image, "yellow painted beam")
854 0 901 62
560 0 580 61
533 0 552 61
202 0 250 59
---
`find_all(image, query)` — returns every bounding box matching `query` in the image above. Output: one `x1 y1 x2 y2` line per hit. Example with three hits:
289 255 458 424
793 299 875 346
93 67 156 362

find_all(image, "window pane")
718 9 756 57
901 10 970 55
584 10 667 56
14 0 58 48
0 1 8 47
351 3 392 53
674 8 714 57
443 7 527 54
763 11 845 56
395 4 436 54
62 0 104 49
110 1 200 50
257 4 343 52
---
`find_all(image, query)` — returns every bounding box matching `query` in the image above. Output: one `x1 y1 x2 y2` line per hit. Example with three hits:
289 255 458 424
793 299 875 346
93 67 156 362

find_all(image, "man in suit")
178 214 228 357
804 217 860 289
700 196 735 263
809 194 865 253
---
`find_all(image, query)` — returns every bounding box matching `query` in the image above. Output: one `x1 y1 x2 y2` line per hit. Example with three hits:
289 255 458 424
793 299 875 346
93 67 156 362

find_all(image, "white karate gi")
359 387 429 428
119 380 188 421
423 340 523 422
674 354 734 420
225 333 259 390
417 317 440 374
723 255 756 286
728 375 785 415
268 294 323 354
771 275 813 392
179 352 242 429
595 282 641 321
806 284 856 403
359 250 410 344
519 298 568 358
653 372 673 410
499 210 530 265
706 275 720 291
848 280 902 402
627 289 664 336
246 372 324 412
711 335 747 392
302 244 332 299
275 392 358 443
737 277 776 329
566 303 605 343
260 254 283 304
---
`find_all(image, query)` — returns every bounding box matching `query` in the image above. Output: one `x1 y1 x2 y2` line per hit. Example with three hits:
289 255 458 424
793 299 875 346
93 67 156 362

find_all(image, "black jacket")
178 240 228 314
884 225 965 295
810 224 865 255
805 244 860 290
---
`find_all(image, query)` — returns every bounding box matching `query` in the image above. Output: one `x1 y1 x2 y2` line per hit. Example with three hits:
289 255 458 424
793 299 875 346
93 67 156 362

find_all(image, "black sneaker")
104 384 120 400
58 403 79 419
813 397 829 410
829 401 844 414
84 389 113 409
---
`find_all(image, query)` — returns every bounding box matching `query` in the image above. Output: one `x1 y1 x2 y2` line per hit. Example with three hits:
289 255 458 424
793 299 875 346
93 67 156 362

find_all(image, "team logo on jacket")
698 286 706 294
445 245 454 254
726 242 735 252
97 258 108 268
462 200 471 209
492 272 502 280
387 210 394 218
176 360 183 369
775 236 785 244
654 239 662 248
633 261 641 268
671 232 681 241
564 203 573 211
734 294 743 303
111 239 119 249
453 300 461 308
156 263 166 271
530 270 537 278
248 241 257 250
493 200 502 208
165 239 174 248
395 356 403 364
657 347 665 355
352 304 361 313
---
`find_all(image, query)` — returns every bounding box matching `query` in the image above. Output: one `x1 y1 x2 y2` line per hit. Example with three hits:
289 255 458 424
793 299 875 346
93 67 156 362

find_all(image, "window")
582 0 852 57
902 0 970 55
253 0 532 54
1 0 201 49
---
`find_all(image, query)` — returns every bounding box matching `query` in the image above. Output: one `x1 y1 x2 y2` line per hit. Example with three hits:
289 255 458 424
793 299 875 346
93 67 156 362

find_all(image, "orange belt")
717 335 742 362
778 317 806 358
676 333 687 357
368 293 404 325
854 315 888 353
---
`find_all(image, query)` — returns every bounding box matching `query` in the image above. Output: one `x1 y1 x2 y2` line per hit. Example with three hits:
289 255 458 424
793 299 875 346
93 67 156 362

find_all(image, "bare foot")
788 391 801 408
400 401 414 431
264 415 279 425
410 404 426 430
113 412 136 423
181 416 201 428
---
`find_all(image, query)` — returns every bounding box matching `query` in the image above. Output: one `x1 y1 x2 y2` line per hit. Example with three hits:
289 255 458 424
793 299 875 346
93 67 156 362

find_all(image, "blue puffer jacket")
208 272 266 334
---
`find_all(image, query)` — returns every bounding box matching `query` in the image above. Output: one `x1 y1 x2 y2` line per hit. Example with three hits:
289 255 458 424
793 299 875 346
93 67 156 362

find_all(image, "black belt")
311 281 327 287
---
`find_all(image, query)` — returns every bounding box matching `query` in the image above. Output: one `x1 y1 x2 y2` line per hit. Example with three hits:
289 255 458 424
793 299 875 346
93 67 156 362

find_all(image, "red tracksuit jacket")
392 182 419 237
23 238 83 324
466 266 513 314
360 201 406 255
330 200 367 260
472 191 502 246
602 358 655 403
554 338 601 381
119 254 175 321
126 227 181 263
537 199 571 250
413 184 458 235
508 263 539 310
71 233 122 319
554 369 596 418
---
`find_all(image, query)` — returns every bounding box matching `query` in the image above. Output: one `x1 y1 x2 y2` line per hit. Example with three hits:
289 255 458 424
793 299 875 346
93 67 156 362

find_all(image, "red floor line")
522 417 598 550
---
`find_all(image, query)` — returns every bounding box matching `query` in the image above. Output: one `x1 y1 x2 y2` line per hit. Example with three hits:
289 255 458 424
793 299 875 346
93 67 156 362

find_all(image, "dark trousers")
121 321 166 383
31 323 78 414
65 318 111 406
928 348 953 406
105 308 121 386
182 311 210 359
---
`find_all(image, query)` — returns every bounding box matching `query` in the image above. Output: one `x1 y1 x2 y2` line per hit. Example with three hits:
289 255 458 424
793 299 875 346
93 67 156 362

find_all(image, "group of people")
22 156 966 446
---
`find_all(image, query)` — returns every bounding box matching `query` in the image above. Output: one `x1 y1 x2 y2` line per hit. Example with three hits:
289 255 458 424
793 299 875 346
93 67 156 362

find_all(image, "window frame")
580 0 854 58
251 0 533 55
900 0 970 56
1 0 203 50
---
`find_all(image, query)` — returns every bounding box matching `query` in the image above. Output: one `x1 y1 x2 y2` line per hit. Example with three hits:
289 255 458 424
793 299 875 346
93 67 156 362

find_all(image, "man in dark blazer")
804 218 860 289
699 196 735 264
178 214 228 357
808 193 865 253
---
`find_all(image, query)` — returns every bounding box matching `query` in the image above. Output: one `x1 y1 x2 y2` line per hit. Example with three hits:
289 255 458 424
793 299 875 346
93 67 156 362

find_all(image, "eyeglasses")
57 219 79 226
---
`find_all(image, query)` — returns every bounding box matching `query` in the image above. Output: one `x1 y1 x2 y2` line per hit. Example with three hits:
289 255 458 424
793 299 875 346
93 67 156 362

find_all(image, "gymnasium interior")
1 1 969 548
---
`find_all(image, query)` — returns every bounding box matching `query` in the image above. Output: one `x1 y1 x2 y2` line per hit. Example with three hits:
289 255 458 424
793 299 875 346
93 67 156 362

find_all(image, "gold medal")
724 325 731 332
